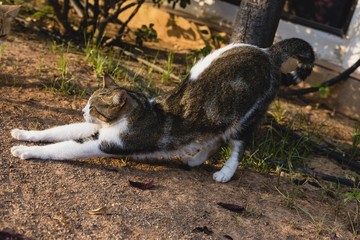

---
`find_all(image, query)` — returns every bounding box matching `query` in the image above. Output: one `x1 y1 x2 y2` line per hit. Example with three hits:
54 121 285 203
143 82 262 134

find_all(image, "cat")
0 5 20 44
11 38 314 183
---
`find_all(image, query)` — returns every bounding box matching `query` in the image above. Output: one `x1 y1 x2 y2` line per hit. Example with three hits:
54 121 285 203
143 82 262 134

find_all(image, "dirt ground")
1 22 360 240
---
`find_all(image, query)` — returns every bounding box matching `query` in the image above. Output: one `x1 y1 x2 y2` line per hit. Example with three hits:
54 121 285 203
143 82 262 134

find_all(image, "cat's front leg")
213 140 245 183
11 140 110 160
11 122 100 143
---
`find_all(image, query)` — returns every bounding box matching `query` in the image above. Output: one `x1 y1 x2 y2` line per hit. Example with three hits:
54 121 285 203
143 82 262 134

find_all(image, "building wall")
276 1 360 72
164 0 360 73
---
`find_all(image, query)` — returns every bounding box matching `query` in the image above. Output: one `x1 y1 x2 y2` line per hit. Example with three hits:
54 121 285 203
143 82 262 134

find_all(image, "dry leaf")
88 206 108 215
129 180 154 190
217 202 245 213
0 231 23 239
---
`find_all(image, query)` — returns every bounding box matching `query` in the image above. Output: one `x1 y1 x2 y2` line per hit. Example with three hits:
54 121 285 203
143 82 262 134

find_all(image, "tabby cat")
11 38 314 183
0 5 20 44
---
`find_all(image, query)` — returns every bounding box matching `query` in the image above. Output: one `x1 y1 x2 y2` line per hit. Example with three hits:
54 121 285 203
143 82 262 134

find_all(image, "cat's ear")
112 90 127 107
5 5 20 18
103 73 118 89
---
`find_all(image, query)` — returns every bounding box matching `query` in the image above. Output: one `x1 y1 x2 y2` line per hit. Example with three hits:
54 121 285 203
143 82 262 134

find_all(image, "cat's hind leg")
213 139 245 183
11 122 100 143
182 137 224 167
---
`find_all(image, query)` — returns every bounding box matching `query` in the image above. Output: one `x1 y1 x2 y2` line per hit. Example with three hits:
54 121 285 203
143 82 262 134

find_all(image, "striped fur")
11 38 314 183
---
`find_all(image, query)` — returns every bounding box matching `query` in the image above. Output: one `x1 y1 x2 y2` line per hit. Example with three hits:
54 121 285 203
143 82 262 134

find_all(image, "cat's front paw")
11 145 36 159
213 171 232 183
11 129 38 142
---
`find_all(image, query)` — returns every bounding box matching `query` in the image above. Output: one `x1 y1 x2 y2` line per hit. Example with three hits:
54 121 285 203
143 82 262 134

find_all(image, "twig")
261 154 357 187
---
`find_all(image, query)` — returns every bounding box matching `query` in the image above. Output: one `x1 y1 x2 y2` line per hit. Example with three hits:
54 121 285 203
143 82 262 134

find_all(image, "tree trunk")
230 0 285 48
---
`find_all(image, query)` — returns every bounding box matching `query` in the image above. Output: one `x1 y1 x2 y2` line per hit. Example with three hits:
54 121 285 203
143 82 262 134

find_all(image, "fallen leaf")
224 235 234 240
129 180 154 190
0 231 23 239
88 206 108 215
217 202 245 213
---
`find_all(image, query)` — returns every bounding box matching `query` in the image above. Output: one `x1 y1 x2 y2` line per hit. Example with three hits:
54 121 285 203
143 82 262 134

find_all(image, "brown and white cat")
11 38 314 183
0 5 20 44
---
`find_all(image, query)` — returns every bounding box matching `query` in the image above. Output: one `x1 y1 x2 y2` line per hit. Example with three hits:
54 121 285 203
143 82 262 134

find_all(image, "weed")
269 98 287 123
161 52 174 85
351 120 360 159
58 46 68 78
31 5 53 21
218 146 231 164
40 44 86 96
52 40 57 53
348 211 359 238
84 34 102 65
1 43 6 55
344 173 360 235
311 83 330 98
275 185 299 208
147 50 159 76
95 53 107 78
242 205 263 218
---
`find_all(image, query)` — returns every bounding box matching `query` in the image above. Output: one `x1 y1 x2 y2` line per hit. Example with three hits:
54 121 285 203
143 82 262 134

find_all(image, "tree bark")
230 0 285 48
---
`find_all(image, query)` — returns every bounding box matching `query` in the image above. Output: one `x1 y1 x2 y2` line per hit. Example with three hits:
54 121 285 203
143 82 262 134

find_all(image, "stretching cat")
0 5 20 44
11 38 314 183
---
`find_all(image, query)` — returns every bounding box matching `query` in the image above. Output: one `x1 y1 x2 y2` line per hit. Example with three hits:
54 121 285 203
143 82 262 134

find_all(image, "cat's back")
189 44 273 84
157 44 278 126
184 44 276 100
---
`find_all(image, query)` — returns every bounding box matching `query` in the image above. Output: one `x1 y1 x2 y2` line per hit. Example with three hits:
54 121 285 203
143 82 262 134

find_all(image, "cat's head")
83 74 129 124
0 5 20 43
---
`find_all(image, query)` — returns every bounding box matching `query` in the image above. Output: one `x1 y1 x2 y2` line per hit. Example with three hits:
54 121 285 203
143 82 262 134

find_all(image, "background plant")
47 0 190 45
134 24 158 46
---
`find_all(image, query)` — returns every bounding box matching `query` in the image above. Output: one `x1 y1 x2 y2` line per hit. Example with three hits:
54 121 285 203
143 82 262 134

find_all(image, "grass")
39 44 87 97
274 185 299 208
269 98 287 123
1 43 6 55
161 52 174 85
344 173 360 237
249 120 313 168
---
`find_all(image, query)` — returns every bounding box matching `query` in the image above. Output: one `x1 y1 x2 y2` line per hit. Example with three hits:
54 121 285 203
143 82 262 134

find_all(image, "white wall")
165 0 360 72
276 1 360 71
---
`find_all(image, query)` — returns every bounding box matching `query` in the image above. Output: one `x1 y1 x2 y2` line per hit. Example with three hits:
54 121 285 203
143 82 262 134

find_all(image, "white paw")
11 129 38 142
11 145 35 159
213 170 232 183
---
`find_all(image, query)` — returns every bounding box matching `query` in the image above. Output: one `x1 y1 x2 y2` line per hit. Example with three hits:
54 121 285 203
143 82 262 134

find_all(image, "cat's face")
83 75 128 124
0 5 20 43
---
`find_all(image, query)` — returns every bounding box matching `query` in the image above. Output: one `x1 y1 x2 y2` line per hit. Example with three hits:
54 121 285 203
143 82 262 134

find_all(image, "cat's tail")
268 38 315 86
